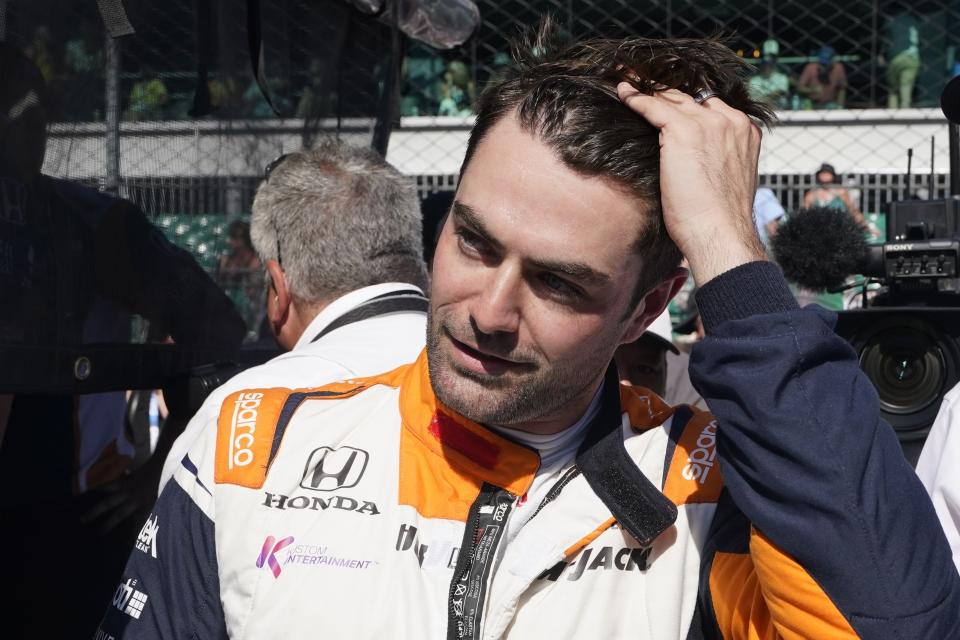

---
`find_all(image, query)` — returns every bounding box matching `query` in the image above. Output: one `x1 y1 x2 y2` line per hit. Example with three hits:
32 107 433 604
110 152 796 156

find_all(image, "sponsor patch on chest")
215 389 290 488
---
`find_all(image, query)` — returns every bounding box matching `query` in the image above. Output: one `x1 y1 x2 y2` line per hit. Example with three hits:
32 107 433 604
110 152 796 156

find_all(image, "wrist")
678 227 768 286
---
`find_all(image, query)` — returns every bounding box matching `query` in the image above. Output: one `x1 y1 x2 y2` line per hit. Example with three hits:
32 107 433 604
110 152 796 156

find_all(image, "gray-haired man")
158 140 429 491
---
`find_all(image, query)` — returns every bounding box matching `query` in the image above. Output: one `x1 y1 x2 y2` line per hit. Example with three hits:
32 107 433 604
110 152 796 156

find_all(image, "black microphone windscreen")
771 207 869 292
942 75 960 125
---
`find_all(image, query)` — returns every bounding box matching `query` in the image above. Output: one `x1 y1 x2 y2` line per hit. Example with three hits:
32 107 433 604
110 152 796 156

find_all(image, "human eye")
455 227 490 256
538 272 583 300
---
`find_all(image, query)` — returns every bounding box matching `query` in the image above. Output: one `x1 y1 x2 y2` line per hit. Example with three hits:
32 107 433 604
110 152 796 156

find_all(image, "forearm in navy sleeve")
690 261 960 638
95 479 227 639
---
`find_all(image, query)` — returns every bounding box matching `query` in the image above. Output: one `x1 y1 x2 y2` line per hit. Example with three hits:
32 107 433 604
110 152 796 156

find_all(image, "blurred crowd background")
3 0 958 340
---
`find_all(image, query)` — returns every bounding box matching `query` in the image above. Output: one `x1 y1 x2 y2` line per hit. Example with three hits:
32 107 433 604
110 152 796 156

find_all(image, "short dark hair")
461 20 775 306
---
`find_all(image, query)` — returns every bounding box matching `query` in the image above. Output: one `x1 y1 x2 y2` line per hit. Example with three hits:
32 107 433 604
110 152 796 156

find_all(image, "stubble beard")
425 309 614 428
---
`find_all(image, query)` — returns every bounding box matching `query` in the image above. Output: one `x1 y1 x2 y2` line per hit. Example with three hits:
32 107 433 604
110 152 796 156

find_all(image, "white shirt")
158 283 427 493
752 187 785 247
490 384 603 543
916 382 960 571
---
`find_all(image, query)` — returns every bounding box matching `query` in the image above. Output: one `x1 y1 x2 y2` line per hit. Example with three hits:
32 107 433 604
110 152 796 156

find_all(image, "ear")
265 259 291 334
620 267 688 346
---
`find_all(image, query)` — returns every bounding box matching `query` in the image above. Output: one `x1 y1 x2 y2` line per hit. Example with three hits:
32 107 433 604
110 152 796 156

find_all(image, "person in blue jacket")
99 20 960 639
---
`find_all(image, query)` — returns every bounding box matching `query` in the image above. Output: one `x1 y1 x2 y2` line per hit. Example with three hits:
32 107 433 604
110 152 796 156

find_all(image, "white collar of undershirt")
293 282 425 351
490 383 604 470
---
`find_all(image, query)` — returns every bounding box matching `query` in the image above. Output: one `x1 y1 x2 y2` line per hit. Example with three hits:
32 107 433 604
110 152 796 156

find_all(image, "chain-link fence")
3 0 959 325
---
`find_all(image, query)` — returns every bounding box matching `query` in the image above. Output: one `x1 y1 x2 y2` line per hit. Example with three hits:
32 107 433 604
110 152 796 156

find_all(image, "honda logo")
300 446 369 491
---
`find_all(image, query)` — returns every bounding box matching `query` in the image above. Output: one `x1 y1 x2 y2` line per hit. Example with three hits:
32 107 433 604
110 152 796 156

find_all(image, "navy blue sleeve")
690 261 960 638
95 479 227 639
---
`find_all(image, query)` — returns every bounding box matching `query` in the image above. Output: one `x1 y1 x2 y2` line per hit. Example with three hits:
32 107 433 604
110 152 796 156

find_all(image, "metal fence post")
950 123 960 196
104 33 121 196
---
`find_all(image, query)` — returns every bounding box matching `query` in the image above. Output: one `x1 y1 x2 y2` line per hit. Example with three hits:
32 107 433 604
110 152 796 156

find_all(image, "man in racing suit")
157 141 430 493
917 382 960 571
100 24 960 639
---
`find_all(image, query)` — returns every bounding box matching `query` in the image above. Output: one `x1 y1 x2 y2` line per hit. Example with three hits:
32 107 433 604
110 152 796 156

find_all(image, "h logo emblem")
300 446 369 491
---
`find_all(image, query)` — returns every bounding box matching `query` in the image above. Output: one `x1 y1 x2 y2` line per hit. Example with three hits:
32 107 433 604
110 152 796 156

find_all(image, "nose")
469 263 521 335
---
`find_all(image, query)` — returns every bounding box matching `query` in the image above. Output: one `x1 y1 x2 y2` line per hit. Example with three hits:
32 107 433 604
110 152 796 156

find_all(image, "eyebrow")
451 201 612 286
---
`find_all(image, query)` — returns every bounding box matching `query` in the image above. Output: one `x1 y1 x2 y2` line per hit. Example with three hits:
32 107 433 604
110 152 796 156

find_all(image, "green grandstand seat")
154 213 177 230
173 221 192 237
194 241 219 272
194 215 213 229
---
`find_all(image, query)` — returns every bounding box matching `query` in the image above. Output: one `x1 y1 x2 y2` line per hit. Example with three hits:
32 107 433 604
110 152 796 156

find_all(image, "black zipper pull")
446 484 515 640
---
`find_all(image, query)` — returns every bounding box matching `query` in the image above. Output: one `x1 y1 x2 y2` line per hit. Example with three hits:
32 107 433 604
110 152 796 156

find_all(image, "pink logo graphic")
256 535 295 578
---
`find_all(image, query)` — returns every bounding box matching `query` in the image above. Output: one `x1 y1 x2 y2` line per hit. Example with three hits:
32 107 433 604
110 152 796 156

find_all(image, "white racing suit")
98 262 960 639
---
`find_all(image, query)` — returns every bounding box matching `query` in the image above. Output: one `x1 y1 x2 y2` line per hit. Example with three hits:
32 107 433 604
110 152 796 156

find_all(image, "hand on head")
616 83 768 286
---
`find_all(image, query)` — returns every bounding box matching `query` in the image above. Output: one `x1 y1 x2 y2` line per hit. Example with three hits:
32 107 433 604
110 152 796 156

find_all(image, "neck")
282 295 337 350
501 376 604 436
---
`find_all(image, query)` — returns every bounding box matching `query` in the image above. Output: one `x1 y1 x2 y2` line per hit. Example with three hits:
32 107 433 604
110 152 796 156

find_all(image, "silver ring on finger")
693 88 717 104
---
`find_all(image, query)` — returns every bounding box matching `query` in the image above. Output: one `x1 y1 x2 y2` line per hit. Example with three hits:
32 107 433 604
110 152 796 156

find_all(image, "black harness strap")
310 289 428 343
576 364 678 547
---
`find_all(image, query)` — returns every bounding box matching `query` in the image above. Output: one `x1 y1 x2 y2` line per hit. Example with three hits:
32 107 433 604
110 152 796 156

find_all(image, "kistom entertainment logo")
256 535 295 578
257 534 376 575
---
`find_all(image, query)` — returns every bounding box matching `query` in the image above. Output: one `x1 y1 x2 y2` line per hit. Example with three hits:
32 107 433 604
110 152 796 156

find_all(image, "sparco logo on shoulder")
681 420 718 485
229 392 263 468
300 446 369 491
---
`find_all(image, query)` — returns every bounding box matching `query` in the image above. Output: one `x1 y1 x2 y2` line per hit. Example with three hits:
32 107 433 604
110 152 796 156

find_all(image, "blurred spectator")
24 26 56 83
216 220 264 336
885 13 921 108
65 35 100 73
438 59 476 116
400 52 446 116
748 55 790 109
158 141 430 491
753 187 786 247
615 310 706 409
796 164 876 310
243 75 292 118
486 51 513 88
62 33 103 120
125 68 169 121
798 45 847 109
296 58 331 118
217 220 262 280
208 74 240 116
803 162 870 229
0 44 243 638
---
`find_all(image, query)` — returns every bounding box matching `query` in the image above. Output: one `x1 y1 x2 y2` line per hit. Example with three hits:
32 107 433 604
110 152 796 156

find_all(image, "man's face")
427 113 675 431
614 336 668 397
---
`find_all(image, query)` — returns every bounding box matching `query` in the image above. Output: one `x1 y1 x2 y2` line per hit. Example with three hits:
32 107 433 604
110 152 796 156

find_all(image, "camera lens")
859 327 946 417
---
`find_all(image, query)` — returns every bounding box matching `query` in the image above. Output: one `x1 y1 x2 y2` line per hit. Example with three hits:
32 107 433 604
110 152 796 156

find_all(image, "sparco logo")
228 392 263 468
538 545 652 582
681 420 718 485
300 446 368 491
